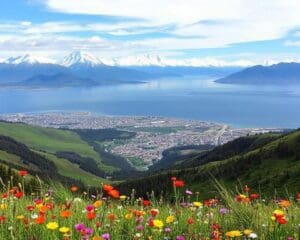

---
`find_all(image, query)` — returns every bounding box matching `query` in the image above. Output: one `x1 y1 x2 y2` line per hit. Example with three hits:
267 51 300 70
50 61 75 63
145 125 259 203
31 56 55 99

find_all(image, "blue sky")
1 0 300 66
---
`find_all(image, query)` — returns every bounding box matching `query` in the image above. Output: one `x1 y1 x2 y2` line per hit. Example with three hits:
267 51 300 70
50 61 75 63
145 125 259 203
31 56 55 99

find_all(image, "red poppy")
277 217 287 225
296 193 300 202
19 170 28 177
250 193 259 200
27 205 35 211
150 209 159 217
2 193 8 199
0 215 6 223
87 211 96 220
35 215 46 224
143 200 151 207
14 191 23 199
148 218 154 227
173 180 185 187
187 217 195 224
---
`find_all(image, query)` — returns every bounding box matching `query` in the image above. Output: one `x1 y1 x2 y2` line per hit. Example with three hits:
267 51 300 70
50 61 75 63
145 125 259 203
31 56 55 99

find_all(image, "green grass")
0 122 100 161
34 150 107 186
0 150 39 171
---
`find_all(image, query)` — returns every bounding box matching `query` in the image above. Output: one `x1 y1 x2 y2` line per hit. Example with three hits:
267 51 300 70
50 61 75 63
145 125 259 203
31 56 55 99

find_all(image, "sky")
1 0 300 65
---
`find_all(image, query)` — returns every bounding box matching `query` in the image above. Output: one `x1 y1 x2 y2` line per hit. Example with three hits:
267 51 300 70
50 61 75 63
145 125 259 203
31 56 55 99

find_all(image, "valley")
0 112 281 169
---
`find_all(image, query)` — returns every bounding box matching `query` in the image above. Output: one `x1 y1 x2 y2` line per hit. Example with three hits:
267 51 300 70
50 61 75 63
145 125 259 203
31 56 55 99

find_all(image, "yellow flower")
93 200 103 208
46 222 59 230
59 226 70 233
0 203 7 210
166 215 175 223
120 195 127 201
226 230 242 238
273 209 284 217
153 219 164 229
16 215 25 220
125 213 133 220
244 229 252 236
193 201 203 207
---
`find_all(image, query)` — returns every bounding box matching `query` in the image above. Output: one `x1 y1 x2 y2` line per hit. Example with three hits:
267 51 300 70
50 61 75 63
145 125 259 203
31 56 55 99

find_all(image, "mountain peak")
116 54 167 66
61 51 104 67
4 54 54 65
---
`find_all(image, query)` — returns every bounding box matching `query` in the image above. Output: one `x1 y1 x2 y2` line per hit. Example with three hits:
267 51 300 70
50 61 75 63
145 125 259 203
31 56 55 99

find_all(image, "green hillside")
119 130 300 198
0 121 137 186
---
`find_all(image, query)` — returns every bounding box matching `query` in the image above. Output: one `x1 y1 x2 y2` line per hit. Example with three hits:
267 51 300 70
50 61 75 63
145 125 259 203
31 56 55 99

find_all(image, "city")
0 112 282 168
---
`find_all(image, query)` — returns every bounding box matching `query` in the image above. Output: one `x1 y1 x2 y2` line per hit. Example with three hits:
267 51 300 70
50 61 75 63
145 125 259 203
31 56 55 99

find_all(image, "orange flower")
108 213 115 221
103 184 114 192
93 200 102 208
35 215 46 224
92 237 103 240
108 189 120 198
39 205 49 213
278 200 291 208
60 210 72 218
70 186 78 192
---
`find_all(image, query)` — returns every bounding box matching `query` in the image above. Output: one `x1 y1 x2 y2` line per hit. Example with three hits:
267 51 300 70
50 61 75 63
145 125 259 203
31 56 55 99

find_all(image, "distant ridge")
216 62 300 85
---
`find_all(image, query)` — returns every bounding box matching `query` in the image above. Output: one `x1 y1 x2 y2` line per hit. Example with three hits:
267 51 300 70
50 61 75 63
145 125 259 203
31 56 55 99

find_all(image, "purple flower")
164 227 171 233
180 202 187 208
176 236 185 240
85 227 93 235
75 223 85 231
85 204 94 212
185 190 193 195
219 207 229 215
136 225 143 231
102 233 110 240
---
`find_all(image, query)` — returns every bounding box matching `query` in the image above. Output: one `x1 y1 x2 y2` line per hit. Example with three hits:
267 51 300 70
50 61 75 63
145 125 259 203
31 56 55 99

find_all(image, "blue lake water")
0 77 300 128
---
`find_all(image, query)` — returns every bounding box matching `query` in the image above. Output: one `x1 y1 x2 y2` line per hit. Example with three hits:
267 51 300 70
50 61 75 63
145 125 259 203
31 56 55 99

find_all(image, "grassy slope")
119 130 300 198
0 122 115 185
0 122 100 160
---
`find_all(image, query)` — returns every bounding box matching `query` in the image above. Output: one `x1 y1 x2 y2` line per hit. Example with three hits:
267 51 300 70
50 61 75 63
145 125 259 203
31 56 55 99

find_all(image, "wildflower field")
0 171 299 240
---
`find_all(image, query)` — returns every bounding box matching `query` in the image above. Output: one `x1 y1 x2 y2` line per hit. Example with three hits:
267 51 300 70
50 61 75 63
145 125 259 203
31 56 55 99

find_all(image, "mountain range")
216 62 300 85
1 52 300 87
0 51 242 88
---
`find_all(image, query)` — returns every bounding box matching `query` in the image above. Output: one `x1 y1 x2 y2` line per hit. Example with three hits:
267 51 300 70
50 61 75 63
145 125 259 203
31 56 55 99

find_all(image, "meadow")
0 171 299 240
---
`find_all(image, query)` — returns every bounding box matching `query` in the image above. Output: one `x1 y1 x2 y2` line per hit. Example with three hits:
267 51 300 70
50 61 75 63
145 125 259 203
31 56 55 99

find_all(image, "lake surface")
0 77 300 128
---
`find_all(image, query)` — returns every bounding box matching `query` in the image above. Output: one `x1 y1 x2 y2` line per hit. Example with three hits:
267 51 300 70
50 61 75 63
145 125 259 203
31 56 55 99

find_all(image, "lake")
0 77 300 128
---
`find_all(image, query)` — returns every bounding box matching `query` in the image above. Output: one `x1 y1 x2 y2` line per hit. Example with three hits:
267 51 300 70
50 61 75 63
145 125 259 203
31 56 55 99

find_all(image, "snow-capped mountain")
61 51 104 67
4 54 55 65
115 54 167 67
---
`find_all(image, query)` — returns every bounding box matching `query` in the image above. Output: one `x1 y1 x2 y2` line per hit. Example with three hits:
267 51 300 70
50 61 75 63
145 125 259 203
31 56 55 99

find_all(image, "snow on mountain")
61 51 104 67
4 54 55 65
115 54 167 66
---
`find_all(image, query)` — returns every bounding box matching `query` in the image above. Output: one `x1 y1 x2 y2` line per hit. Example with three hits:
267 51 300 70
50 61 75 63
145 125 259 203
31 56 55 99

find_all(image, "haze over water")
1 77 300 128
